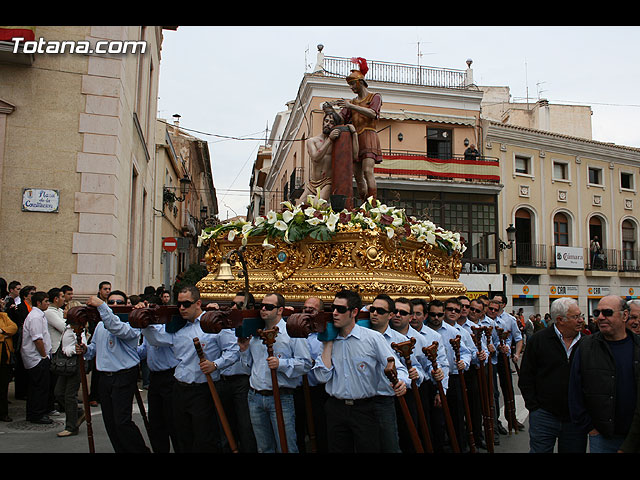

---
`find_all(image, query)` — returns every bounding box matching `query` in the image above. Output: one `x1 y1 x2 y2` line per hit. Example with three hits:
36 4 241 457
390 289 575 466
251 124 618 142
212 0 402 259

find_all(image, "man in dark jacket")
519 297 587 453
568 295 640 453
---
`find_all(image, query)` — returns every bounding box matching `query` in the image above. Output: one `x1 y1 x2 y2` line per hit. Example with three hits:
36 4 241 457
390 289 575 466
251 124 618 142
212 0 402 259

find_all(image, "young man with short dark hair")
21 291 52 424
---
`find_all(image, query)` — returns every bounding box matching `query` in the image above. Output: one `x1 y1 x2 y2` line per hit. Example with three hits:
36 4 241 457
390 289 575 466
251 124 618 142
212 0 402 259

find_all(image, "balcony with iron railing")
319 56 470 89
510 244 639 274
510 243 547 268
374 151 500 184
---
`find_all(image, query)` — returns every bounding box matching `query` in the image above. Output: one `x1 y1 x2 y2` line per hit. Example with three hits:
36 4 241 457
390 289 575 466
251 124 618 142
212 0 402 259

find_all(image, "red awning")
0 26 36 42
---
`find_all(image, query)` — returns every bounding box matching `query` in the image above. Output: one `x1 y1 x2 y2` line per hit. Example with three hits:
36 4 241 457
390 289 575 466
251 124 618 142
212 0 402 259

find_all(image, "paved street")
0 370 531 454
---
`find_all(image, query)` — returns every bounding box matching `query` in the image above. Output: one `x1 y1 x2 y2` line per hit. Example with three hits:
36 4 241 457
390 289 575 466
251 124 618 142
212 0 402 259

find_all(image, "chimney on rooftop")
464 58 473 87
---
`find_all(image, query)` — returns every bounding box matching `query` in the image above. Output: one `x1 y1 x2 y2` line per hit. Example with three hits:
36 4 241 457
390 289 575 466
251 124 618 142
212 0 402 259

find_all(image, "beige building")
253 47 640 314
0 25 184 298
486 117 640 319
254 51 504 295
155 116 218 293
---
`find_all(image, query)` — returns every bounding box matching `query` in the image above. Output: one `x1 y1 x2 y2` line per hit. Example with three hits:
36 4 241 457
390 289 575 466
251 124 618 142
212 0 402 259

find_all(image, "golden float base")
197 226 466 305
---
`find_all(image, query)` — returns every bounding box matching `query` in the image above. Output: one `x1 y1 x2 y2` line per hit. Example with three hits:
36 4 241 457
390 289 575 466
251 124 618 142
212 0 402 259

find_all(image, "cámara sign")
554 246 584 269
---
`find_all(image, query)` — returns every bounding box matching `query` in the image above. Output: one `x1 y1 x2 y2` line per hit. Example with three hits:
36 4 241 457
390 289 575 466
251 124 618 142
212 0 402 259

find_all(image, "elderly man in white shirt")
21 291 53 424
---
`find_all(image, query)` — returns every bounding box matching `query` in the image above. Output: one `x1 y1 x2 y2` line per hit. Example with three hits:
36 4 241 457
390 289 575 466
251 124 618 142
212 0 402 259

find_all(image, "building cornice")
485 121 640 164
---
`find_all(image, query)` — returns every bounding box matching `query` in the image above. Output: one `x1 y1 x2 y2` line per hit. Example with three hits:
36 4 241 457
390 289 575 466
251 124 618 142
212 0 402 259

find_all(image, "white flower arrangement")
197 194 467 255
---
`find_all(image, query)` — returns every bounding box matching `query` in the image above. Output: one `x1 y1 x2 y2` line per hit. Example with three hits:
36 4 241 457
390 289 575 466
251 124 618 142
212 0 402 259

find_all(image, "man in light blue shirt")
392 297 441 452
291 296 329 453
138 326 180 453
141 285 240 453
488 295 525 433
313 290 407 453
368 294 417 453
80 290 149 453
460 296 491 449
238 292 311 453
437 297 473 453
216 291 257 453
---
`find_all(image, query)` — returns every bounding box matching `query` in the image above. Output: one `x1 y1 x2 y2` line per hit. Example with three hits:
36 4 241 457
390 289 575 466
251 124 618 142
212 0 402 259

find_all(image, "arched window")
622 219 636 262
553 212 569 246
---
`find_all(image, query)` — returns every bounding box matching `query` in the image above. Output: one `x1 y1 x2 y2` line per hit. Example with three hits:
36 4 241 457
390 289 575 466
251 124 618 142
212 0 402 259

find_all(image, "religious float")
196 194 467 305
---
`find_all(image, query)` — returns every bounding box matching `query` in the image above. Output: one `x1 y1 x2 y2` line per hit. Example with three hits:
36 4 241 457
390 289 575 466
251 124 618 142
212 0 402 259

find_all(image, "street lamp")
499 224 517 251
178 175 191 199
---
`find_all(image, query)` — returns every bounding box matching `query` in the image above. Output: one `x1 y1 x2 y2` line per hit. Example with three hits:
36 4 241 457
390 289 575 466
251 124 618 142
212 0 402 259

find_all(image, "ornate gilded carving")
197 230 464 304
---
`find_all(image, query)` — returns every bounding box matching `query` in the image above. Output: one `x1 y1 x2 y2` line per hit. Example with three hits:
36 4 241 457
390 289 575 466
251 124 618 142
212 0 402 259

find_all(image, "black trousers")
496 354 517 428
147 368 180 453
13 351 28 400
172 380 222 453
294 382 329 453
26 357 50 421
464 367 485 444
0 363 10 418
395 386 421 453
325 396 380 453
98 366 150 453
419 380 446 453
217 374 257 453
446 374 468 452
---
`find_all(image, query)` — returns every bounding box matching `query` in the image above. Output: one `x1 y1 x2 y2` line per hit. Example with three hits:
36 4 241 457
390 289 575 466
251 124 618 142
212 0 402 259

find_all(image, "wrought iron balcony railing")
511 243 547 268
374 152 500 183
319 56 469 89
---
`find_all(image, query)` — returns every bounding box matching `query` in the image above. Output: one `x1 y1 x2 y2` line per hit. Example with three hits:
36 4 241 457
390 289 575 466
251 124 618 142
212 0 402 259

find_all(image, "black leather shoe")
30 416 53 425
515 420 526 431
476 439 488 450
496 423 508 435
0 415 12 422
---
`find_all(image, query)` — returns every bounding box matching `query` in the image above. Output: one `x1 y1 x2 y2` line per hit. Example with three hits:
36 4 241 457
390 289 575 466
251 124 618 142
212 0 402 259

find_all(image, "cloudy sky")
156 26 640 220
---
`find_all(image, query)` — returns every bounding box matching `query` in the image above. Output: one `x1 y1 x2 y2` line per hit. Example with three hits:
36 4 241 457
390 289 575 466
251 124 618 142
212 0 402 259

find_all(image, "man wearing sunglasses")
216 291 257 453
391 297 441 453
487 296 525 434
313 290 407 453
238 292 311 453
78 290 150 453
569 295 640 453
368 294 422 453
440 297 475 453
519 297 587 453
140 285 240 453
408 298 449 451
453 296 490 450
293 296 329 453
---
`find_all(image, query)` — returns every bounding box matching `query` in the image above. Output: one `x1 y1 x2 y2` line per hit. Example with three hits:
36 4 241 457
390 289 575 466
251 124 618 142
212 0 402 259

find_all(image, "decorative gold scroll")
197 228 466 304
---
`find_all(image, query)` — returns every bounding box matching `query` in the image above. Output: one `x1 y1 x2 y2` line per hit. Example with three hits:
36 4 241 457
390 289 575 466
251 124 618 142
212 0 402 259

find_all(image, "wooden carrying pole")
258 326 288 454
391 338 434 453
134 388 151 438
471 326 494 453
450 335 476 453
482 326 497 445
193 338 239 453
496 328 518 435
302 375 318 453
423 342 460 453
74 326 95 454
384 357 424 453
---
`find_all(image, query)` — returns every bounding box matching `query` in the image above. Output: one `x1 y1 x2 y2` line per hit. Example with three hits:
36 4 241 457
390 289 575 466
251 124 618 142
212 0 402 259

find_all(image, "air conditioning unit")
623 259 638 270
